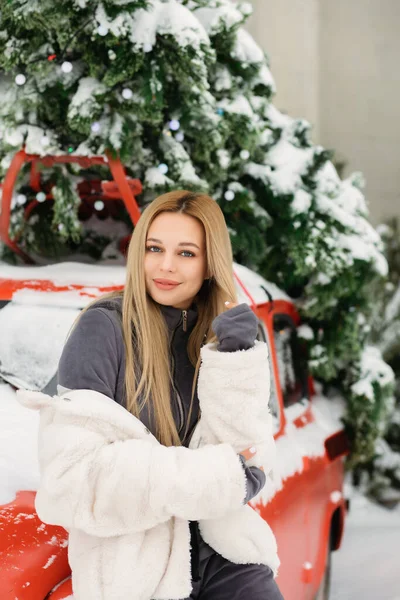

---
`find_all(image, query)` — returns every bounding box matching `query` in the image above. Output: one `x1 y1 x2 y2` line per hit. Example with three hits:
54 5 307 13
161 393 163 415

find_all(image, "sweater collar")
159 303 198 332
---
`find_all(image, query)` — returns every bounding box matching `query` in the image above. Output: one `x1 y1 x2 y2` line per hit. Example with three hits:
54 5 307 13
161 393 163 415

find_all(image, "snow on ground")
331 486 400 600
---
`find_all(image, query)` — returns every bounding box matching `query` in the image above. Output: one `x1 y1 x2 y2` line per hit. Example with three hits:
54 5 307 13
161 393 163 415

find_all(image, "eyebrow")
146 237 201 250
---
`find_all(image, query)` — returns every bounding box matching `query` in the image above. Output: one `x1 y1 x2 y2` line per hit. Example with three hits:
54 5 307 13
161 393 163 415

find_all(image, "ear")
16 389 55 411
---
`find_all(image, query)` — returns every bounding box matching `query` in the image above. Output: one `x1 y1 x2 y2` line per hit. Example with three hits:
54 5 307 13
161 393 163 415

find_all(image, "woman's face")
144 211 208 310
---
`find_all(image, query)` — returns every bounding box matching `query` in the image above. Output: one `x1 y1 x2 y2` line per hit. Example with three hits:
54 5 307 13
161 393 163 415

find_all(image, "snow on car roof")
0 261 126 287
0 260 290 307
233 262 291 305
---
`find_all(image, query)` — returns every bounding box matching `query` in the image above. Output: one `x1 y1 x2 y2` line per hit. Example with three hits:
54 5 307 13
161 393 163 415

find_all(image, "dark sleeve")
57 308 121 400
239 455 267 503
211 303 258 353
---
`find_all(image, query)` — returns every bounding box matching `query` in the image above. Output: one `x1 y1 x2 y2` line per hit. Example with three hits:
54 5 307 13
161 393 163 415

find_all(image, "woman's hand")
239 447 267 503
239 446 264 472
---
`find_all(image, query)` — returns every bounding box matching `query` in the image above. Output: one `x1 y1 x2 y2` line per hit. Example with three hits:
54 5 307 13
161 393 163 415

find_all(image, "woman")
19 192 283 600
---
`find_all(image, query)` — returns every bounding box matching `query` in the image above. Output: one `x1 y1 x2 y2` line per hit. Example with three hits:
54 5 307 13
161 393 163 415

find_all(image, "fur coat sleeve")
17 389 247 538
191 340 280 574
191 340 276 477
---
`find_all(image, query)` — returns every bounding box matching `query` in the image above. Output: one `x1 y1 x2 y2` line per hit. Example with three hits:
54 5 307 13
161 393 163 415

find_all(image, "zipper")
182 309 188 332
170 322 185 434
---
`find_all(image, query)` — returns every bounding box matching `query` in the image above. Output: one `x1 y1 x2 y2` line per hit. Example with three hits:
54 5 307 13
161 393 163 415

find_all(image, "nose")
159 251 177 272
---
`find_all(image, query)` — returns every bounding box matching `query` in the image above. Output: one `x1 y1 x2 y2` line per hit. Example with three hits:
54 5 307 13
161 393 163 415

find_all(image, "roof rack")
0 149 142 263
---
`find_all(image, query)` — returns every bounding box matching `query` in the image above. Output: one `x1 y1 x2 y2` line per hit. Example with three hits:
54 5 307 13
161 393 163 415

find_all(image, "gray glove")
212 303 258 352
239 455 266 503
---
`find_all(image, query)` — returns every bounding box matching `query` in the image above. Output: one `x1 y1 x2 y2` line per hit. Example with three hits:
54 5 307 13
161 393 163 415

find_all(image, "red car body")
0 264 348 600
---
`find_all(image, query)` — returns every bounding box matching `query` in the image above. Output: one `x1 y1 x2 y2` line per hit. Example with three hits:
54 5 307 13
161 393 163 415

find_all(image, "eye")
145 245 195 257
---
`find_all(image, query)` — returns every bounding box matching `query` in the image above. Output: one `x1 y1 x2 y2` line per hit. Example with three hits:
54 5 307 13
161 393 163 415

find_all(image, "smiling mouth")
153 279 181 290
153 279 181 285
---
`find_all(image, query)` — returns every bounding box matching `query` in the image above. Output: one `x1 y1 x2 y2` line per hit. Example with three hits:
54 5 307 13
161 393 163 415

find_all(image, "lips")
153 279 181 291
154 279 180 285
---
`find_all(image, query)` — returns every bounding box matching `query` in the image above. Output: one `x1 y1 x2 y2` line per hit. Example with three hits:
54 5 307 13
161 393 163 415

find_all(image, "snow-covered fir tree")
358 219 400 504
0 0 393 469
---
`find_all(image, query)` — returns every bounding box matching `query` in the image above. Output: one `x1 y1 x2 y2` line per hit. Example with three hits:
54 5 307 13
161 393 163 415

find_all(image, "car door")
270 312 348 600
300 386 348 599
253 311 309 600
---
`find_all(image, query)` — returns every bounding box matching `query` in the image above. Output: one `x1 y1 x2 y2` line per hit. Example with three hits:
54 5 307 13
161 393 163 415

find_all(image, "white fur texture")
195 341 280 574
17 340 279 600
194 341 276 473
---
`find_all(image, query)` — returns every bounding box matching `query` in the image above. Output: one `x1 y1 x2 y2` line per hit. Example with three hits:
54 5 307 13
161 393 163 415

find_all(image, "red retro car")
0 150 348 599
0 260 349 600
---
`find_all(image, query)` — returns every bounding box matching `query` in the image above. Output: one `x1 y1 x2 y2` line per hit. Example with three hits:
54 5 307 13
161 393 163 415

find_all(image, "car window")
272 314 309 411
256 321 281 432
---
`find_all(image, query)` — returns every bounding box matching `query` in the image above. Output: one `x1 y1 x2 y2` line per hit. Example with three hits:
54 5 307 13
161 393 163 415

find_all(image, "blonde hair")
83 191 237 446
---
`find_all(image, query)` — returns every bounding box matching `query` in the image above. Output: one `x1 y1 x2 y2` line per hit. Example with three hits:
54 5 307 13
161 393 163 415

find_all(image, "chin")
149 288 181 306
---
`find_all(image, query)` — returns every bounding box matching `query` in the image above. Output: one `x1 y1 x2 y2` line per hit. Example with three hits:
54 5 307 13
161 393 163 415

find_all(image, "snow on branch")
95 1 210 51
351 346 395 402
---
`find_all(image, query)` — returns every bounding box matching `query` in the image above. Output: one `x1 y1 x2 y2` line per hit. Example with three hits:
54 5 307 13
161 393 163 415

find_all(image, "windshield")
0 303 80 391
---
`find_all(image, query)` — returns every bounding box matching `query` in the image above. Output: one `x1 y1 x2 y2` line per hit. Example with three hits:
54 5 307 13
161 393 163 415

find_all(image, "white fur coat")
17 340 279 600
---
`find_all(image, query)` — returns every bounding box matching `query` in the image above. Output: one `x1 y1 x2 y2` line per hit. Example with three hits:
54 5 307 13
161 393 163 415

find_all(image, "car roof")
0 260 291 308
